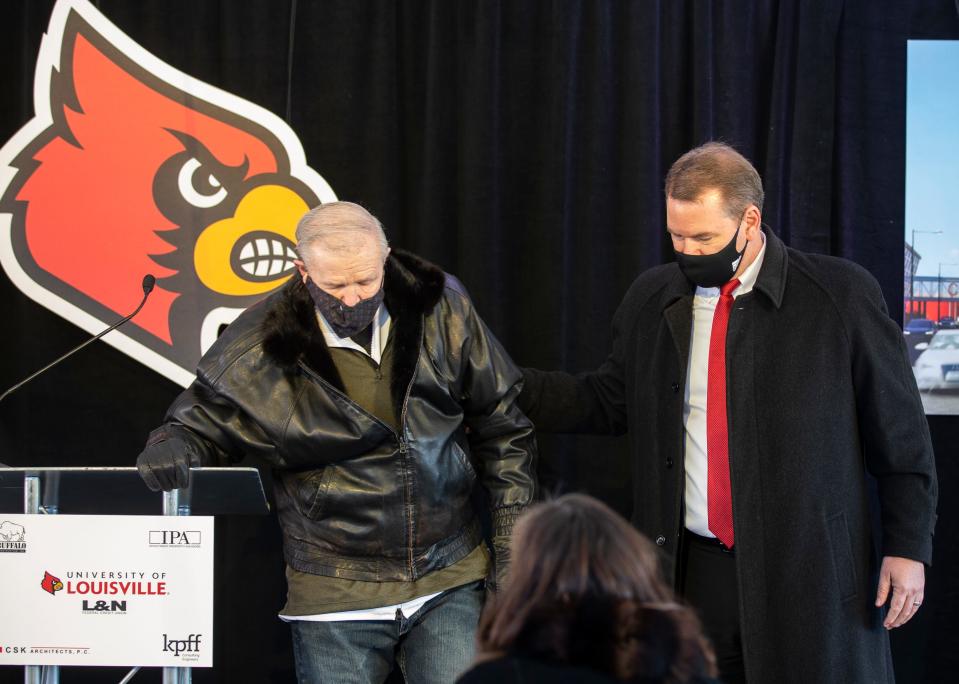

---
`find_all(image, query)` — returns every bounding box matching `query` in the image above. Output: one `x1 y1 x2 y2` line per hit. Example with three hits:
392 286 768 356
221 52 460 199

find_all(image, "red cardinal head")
0 0 336 385
41 571 64 595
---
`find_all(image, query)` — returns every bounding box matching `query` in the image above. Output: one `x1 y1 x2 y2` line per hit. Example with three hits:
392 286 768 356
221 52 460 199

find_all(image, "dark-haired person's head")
473 494 717 682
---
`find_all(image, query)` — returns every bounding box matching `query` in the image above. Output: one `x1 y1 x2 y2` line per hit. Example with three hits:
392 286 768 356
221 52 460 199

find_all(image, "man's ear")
744 205 763 239
294 259 309 284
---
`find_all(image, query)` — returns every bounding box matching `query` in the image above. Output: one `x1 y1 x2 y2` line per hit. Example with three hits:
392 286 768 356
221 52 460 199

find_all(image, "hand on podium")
137 433 201 491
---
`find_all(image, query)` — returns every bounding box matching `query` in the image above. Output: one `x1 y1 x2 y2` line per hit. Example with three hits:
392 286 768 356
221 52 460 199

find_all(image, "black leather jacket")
146 250 537 582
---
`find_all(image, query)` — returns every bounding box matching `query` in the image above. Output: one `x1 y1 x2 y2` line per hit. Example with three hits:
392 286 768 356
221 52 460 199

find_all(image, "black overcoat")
520 230 938 683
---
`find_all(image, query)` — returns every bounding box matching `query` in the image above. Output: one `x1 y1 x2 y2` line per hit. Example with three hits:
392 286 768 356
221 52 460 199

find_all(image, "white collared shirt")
683 235 767 538
316 302 392 362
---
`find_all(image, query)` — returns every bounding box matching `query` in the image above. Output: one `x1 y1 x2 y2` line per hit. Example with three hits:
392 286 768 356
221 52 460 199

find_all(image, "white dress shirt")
683 235 766 538
315 302 392 363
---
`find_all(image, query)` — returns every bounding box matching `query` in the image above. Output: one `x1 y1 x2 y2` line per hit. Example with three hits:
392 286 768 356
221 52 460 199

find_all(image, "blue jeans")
289 581 484 684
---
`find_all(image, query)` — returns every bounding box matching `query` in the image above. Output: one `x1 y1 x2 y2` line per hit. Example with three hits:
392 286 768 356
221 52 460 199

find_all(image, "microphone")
0 275 157 403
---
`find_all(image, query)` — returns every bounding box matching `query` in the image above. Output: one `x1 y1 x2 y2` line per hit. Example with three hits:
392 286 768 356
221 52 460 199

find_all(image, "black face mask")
675 223 746 288
306 278 384 338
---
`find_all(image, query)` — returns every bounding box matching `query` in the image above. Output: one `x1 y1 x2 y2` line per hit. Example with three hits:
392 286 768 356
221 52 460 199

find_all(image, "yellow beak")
194 184 309 296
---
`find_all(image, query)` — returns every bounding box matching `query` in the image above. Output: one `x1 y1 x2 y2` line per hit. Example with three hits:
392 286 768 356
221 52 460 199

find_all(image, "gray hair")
295 201 389 265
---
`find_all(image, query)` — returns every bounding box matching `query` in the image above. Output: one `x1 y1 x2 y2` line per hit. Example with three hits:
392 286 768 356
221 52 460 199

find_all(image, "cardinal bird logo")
0 0 336 386
41 571 64 595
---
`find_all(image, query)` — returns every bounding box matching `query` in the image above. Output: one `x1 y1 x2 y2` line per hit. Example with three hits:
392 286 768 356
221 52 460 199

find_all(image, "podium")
0 467 269 684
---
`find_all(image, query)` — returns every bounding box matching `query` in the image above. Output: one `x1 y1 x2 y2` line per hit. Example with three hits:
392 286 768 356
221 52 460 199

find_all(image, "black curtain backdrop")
1 1 958 682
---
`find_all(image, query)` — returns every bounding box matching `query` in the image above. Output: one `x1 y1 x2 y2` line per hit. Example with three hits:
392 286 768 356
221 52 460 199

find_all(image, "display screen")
905 40 959 414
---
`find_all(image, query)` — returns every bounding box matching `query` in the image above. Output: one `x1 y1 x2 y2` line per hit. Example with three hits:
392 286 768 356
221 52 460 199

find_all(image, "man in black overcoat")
519 142 937 683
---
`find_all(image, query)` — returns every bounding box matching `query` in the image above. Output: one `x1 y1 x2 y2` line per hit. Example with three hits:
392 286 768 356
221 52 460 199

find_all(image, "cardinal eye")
177 157 228 208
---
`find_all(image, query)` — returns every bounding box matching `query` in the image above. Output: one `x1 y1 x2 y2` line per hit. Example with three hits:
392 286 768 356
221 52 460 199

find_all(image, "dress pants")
681 530 746 684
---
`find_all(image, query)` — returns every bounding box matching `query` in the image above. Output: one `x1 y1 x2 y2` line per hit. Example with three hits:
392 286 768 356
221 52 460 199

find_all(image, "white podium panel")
0 514 213 667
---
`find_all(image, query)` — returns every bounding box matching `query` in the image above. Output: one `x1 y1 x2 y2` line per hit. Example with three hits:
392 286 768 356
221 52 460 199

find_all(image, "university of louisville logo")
41 571 64 595
0 0 336 386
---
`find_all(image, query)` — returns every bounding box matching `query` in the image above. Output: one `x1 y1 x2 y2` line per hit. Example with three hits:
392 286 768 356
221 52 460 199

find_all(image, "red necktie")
707 278 740 548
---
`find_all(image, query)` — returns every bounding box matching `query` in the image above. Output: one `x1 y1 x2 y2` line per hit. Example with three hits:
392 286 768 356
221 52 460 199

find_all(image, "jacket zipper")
397 331 420 580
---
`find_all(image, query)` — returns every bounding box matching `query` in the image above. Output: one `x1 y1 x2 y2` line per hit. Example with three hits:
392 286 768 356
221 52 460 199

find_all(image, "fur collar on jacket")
261 248 447 408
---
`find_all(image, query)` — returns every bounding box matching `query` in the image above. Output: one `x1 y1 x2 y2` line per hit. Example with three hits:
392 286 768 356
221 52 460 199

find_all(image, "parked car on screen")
939 316 957 329
904 318 936 336
913 329 959 390
904 318 937 364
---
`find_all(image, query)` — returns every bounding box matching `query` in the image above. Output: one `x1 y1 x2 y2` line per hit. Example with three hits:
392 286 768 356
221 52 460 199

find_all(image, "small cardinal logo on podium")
41 571 64 595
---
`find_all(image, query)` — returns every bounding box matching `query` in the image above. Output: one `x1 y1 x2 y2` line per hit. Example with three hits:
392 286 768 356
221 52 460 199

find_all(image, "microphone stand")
0 274 156 403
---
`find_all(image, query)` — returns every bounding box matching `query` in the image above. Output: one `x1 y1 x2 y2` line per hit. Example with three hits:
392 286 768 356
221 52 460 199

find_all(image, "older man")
519 142 937 683
137 201 537 683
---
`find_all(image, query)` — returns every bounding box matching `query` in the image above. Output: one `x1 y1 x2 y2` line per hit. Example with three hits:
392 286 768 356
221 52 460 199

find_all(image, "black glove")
137 435 201 492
